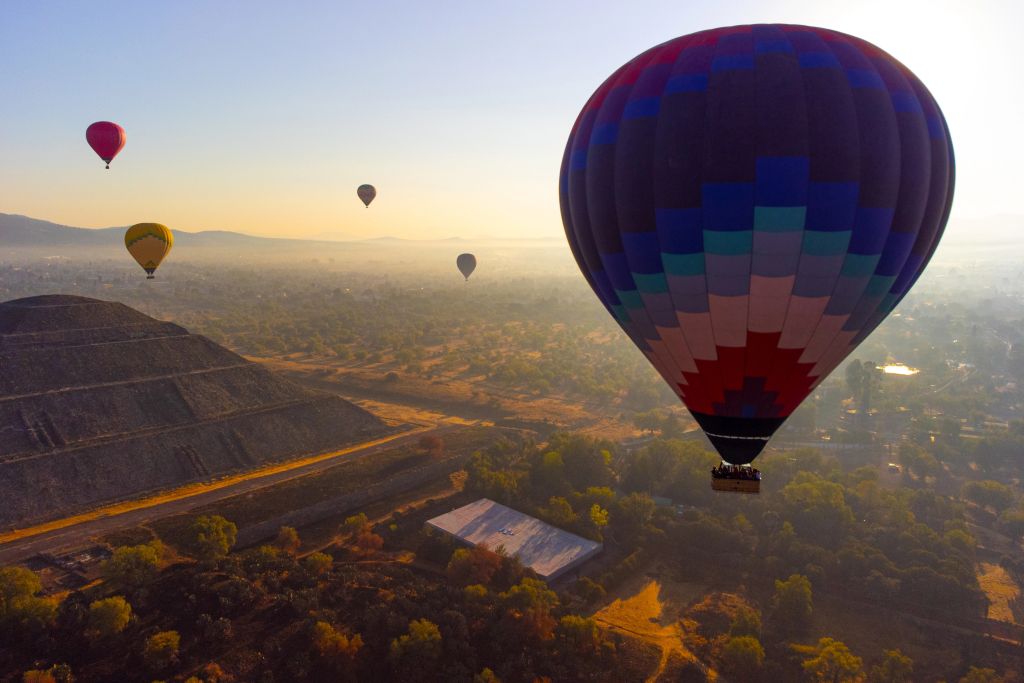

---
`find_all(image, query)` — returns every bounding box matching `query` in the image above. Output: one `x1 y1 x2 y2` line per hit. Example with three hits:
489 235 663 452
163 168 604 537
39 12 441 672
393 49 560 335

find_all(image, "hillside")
0 294 389 527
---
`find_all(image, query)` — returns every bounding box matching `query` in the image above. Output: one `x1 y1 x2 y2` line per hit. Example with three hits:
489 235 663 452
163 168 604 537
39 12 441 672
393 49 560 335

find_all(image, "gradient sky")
1 0 1020 240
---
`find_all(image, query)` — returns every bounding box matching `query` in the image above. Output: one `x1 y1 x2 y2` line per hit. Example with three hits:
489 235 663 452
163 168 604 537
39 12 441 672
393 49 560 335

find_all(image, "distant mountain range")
0 213 561 250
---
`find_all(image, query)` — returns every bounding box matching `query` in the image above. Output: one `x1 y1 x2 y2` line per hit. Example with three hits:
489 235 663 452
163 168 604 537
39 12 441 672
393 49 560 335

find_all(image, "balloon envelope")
86 121 126 168
560 24 954 464
125 223 173 279
457 253 477 280
357 184 376 207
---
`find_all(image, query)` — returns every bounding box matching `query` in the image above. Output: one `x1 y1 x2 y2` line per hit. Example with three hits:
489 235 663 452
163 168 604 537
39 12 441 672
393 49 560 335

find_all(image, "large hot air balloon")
125 223 173 279
457 253 477 281
560 24 954 484
357 184 377 208
86 122 126 169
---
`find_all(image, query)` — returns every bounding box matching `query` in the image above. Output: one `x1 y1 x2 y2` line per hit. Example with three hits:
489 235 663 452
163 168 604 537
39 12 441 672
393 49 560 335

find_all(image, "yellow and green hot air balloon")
125 223 173 279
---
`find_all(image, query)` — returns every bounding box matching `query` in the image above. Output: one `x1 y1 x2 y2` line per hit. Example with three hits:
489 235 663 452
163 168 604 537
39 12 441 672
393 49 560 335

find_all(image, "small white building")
425 498 603 580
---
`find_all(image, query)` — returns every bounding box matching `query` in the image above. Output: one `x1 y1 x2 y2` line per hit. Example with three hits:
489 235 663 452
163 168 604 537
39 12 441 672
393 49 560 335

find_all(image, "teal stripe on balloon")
615 289 645 310
632 272 669 294
840 254 879 277
803 230 851 256
661 252 705 276
610 303 630 322
864 275 897 297
703 230 752 255
753 206 806 232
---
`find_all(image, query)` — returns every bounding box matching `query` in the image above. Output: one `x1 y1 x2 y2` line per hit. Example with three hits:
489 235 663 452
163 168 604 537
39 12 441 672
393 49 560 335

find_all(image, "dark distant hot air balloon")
125 223 173 279
86 121 126 169
560 24 954 487
357 184 377 208
457 253 477 281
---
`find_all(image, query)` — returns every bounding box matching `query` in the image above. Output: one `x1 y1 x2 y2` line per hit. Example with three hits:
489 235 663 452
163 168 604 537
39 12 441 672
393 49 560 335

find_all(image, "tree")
447 546 503 587
721 636 764 680
544 497 578 527
143 630 180 670
390 618 442 680
729 606 761 639
313 621 363 670
87 596 131 639
771 574 813 635
304 552 333 577
102 543 160 588
474 669 501 683
21 665 73 683
418 434 445 458
958 667 1003 683
556 615 601 654
274 526 301 556
779 472 854 546
618 492 656 529
962 481 1016 513
800 637 863 683
868 649 913 683
588 504 610 530
186 515 237 563
0 566 56 634
846 360 864 398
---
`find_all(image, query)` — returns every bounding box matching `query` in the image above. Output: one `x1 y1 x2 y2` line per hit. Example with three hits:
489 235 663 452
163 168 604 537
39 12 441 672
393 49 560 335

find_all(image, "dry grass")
593 579 713 683
978 562 1021 623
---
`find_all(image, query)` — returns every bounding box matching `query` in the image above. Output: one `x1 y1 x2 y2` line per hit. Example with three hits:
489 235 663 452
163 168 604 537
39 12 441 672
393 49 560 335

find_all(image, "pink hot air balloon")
86 121 126 169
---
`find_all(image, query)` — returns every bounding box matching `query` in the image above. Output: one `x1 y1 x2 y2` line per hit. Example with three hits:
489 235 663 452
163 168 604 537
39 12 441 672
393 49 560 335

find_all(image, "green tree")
771 574 813 635
0 566 56 634
102 543 161 588
87 596 132 639
556 614 601 654
958 667 1003 683
868 649 913 683
186 515 237 563
846 360 864 398
304 552 333 577
800 637 863 683
390 618 443 680
779 472 855 546
721 636 764 680
729 606 762 639
544 496 578 527
143 630 180 670
343 513 370 536
618 492 656 529
274 526 301 556
589 504 610 530
962 481 1015 513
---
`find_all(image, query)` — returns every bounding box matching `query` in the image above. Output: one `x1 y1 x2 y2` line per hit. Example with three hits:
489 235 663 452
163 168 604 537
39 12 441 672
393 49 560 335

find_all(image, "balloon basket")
711 477 760 494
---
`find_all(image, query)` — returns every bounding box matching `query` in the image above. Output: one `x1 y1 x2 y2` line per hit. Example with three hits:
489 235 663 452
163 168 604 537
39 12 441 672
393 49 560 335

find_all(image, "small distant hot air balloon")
86 122 126 169
125 223 173 279
457 253 477 281
357 184 377 208
560 24 954 490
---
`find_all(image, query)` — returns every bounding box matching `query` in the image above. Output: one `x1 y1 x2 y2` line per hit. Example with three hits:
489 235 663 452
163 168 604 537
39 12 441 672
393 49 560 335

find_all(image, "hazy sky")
1 1 1020 240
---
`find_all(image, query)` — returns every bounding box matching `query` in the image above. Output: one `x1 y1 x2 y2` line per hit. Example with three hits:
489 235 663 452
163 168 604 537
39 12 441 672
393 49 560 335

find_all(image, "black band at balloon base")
691 412 785 465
